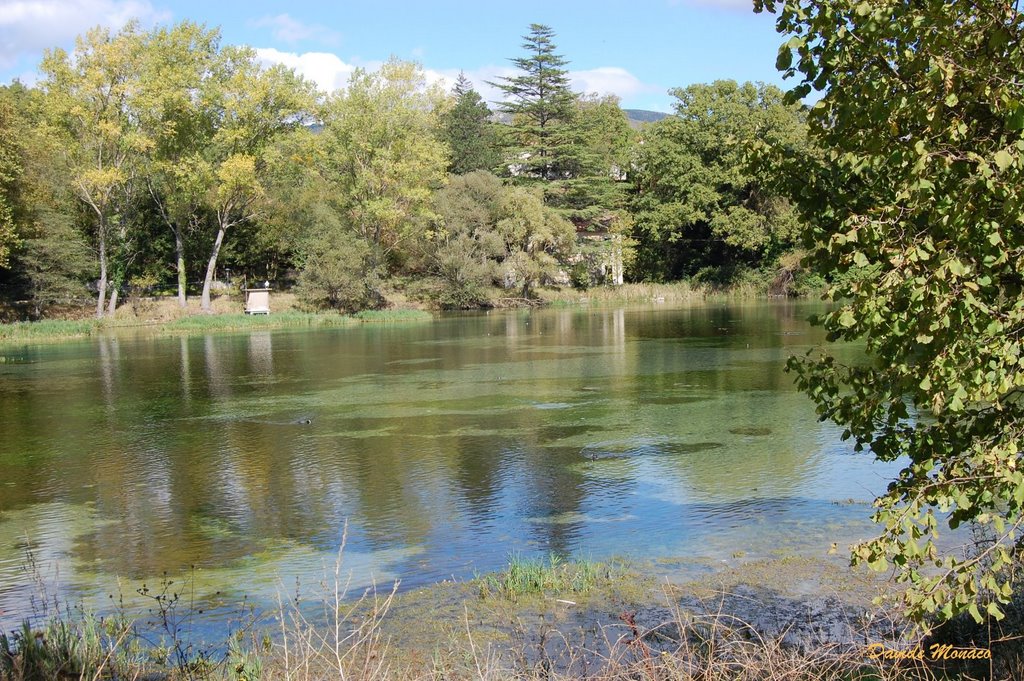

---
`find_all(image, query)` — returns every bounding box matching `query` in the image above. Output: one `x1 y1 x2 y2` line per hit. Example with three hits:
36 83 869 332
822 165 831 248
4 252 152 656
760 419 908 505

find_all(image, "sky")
0 0 795 112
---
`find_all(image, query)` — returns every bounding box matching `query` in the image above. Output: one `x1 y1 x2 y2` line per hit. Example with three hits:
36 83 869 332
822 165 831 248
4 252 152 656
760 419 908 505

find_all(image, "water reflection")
0 302 900 630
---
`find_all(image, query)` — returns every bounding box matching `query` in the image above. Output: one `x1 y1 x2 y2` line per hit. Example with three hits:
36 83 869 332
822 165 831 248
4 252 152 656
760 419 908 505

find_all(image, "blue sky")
0 0 793 112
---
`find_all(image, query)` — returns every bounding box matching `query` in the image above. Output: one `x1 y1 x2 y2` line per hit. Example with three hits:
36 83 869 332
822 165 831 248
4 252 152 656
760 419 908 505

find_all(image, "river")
0 301 901 632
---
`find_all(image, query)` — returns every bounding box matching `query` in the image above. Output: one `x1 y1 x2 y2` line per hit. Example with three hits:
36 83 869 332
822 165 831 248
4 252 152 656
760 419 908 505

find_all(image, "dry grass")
2 542 986 681
540 281 772 306
541 282 710 305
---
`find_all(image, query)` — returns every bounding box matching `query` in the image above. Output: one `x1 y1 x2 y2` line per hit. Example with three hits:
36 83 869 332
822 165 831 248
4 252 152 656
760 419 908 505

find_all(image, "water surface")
0 302 898 630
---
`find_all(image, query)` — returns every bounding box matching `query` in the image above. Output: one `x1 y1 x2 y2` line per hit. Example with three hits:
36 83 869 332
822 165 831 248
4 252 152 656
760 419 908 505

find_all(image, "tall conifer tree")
442 73 499 175
491 24 577 181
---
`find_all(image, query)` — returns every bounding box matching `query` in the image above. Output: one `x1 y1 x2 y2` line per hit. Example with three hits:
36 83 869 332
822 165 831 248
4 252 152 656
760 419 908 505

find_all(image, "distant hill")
623 109 669 125
492 109 670 128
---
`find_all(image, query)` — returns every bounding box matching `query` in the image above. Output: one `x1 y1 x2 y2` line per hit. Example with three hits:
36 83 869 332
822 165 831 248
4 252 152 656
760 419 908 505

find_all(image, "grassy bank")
4 553 1011 681
1 278 808 347
0 308 434 347
540 280 771 306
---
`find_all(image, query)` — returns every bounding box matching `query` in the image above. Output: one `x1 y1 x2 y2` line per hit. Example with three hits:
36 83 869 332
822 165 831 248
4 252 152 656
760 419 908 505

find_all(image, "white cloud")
444 65 658 106
250 14 340 46
254 47 356 93
0 0 170 69
569 67 659 99
253 51 658 108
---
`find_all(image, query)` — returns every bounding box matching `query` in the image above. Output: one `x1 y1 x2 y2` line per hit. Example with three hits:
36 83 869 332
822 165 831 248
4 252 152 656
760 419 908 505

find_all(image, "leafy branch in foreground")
757 0 1024 625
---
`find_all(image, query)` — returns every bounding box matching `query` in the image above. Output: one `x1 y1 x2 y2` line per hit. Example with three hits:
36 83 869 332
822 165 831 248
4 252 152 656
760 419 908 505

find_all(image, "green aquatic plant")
478 554 604 600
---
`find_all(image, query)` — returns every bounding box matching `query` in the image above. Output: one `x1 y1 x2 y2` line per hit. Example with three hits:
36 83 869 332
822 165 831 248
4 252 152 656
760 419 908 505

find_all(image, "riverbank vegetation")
758 0 1024 633
7 553 1019 681
0 308 433 345
0 22 814 324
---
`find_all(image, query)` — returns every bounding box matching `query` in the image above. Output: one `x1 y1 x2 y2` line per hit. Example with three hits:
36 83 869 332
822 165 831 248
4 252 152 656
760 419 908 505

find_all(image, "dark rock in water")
728 426 773 437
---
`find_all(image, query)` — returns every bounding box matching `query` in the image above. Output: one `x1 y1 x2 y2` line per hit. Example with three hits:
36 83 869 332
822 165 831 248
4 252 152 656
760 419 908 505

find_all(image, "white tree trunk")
96 218 108 319
175 227 187 308
107 286 119 315
200 222 228 312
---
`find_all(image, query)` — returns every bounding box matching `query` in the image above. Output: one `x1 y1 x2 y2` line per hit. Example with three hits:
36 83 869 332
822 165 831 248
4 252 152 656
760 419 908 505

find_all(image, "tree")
441 74 500 175
0 83 92 317
0 91 26 268
41 24 148 317
318 59 449 275
294 207 381 312
629 80 805 282
496 187 575 299
491 24 577 181
758 0 1024 625
426 170 507 308
196 49 314 311
548 93 634 221
136 22 222 308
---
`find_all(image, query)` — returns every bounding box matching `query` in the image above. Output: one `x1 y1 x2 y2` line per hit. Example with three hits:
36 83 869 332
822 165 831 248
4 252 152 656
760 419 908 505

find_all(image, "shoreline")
7 552 1009 680
0 283 815 349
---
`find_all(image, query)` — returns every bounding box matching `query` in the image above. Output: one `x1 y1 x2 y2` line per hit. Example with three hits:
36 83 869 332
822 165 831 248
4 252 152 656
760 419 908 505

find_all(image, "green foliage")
295 213 383 312
426 171 505 308
0 613 139 681
0 95 23 268
758 0 1024 625
135 22 224 306
491 24 578 182
494 27 634 247
479 554 603 600
319 59 449 271
41 23 149 317
629 80 806 282
195 50 315 310
441 74 501 175
422 171 575 305
0 84 92 316
545 93 633 223
496 186 576 299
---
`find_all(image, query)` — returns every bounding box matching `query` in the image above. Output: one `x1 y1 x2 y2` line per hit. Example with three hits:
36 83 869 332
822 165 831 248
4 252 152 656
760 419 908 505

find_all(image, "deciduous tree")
759 0 1024 625
318 59 449 274
197 49 314 311
41 24 148 317
629 80 805 282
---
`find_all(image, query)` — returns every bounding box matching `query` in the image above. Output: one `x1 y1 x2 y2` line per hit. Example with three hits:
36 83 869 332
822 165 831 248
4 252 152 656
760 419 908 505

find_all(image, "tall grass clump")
0 612 141 681
479 554 605 600
542 282 710 306
0 318 102 343
350 310 433 323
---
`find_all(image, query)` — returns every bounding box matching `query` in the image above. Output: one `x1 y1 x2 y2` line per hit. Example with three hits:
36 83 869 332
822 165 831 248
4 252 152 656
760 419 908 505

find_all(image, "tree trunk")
96 218 108 319
200 222 228 312
107 286 119 315
175 227 187 308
